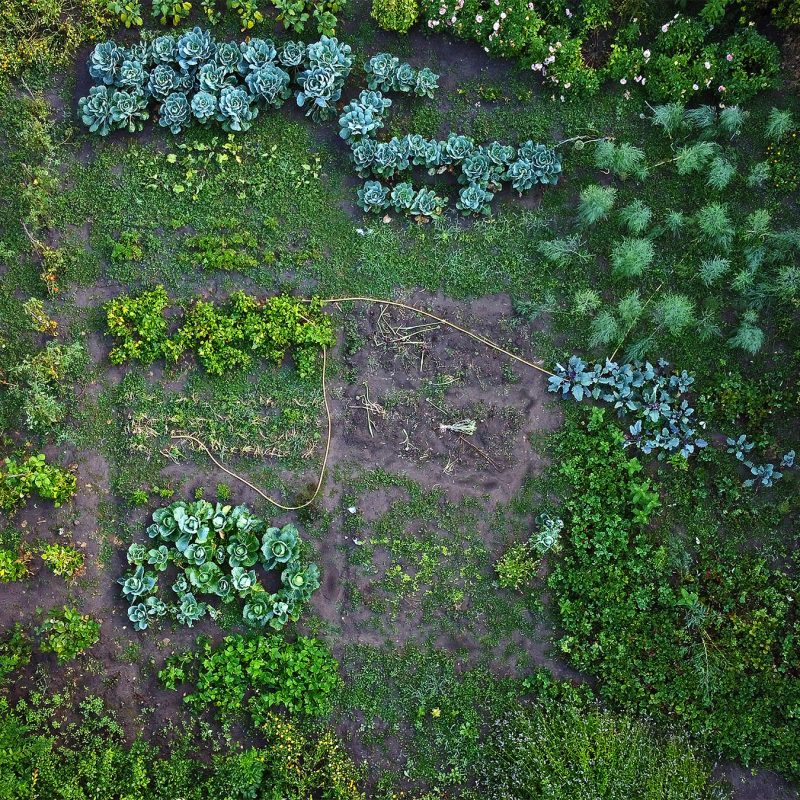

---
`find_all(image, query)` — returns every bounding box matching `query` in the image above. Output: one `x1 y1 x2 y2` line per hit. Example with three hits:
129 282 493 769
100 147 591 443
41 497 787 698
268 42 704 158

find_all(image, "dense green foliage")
0 693 364 799
106 289 335 378
548 407 800 777
161 633 341 721
0 452 77 512
481 704 727 800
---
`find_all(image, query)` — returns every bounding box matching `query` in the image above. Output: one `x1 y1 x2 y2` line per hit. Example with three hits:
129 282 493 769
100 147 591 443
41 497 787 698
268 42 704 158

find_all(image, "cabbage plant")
177 26 215 71
198 62 232 93
296 66 341 121
457 183 494 216
217 86 259 132
150 35 177 64
191 91 218 124
110 89 149 133
393 62 416 93
306 36 352 78
357 180 390 212
78 86 115 136
350 139 377 176
118 565 157 601
339 106 381 141
260 524 300 570
147 64 179 100
238 38 277 74
89 41 125 85
246 64 292 108
390 182 416 212
365 52 399 92
414 67 439 98
214 41 241 72
410 188 445 220
116 59 147 91
278 40 306 69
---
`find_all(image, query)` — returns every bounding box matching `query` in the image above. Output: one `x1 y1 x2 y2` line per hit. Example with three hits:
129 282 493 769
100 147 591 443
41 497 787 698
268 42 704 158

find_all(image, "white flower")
493 20 499 30
726 53 733 61
661 23 669 32
564 82 571 88
692 83 699 90
643 48 650 58
475 13 482 21
620 78 627 85
704 60 711 69
500 11 506 18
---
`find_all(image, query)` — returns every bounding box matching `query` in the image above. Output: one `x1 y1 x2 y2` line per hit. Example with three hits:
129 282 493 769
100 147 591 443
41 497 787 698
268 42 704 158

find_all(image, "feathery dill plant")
618 200 652 235
610 238 654 279
728 310 764 355
577 185 616 226
652 293 695 335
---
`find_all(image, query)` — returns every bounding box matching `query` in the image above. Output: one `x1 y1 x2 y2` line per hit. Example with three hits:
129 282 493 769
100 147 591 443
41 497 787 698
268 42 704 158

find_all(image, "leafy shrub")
372 0 418 32
0 452 77 512
495 514 563 591
0 0 110 78
37 606 100 663
40 543 85 578
481 704 726 800
120 500 321 631
161 633 341 720
105 285 182 364
0 625 32 684
0 546 31 582
610 237 654 278
7 340 87 433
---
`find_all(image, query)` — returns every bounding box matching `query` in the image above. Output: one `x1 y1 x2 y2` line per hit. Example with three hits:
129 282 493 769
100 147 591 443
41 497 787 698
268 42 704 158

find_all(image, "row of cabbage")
78 30 562 218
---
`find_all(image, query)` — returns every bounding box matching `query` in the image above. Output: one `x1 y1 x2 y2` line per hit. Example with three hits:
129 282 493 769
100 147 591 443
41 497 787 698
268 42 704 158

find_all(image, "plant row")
118 500 321 630
107 0 343 35
79 30 355 135
105 287 334 377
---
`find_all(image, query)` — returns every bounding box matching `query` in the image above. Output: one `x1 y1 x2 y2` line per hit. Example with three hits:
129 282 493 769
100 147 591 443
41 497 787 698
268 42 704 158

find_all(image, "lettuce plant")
78 86 115 136
216 86 259 132
365 52 399 91
357 180 390 212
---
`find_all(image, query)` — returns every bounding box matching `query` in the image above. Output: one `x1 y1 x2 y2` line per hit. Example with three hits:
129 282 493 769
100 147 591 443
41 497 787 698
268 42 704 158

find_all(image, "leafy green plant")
371 0 418 32
577 185 616 226
0 453 77 512
40 543 85 578
37 607 100 664
0 546 31 582
0 625 31 684
105 285 183 365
